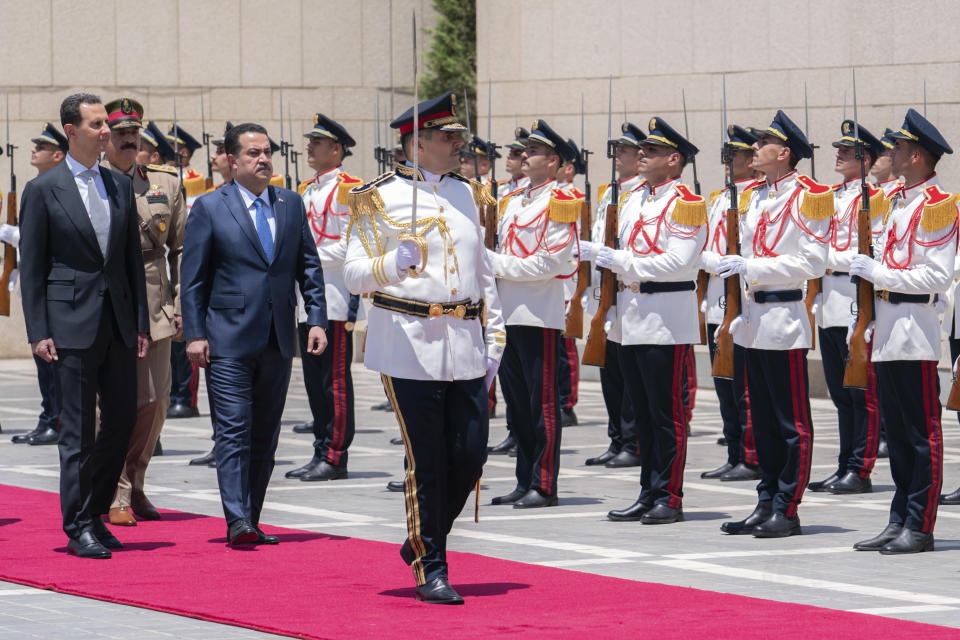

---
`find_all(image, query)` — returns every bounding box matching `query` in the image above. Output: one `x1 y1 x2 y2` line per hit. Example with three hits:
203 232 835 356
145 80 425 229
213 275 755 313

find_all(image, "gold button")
451 288 457 295
447 247 454 254
454 305 466 319
439 206 445 212
428 303 443 317
449 266 456 273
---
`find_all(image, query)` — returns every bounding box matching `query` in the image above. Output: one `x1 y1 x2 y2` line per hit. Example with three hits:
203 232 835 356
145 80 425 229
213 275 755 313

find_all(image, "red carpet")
0 484 956 639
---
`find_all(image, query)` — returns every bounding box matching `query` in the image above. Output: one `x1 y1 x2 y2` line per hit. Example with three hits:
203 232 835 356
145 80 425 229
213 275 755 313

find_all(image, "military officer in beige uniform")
101 98 186 526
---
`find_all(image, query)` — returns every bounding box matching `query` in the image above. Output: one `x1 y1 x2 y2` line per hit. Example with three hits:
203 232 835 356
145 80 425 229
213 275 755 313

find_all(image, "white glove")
699 299 708 314
6 268 16 293
717 255 746 279
0 223 18 246
849 255 878 284
713 315 747 342
846 319 874 347
578 241 599 262
485 357 499 391
954 355 959 378
936 296 947 316
395 241 422 275
595 246 615 269
485 248 498 263
810 292 822 317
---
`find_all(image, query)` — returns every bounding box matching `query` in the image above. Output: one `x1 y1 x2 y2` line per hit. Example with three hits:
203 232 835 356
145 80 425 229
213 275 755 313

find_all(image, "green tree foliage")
420 0 476 131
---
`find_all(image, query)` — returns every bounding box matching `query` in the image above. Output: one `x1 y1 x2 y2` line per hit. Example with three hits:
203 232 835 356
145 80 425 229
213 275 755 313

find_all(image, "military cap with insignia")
390 90 469 135
880 128 896 151
727 124 759 150
465 134 502 160
762 110 813 160
565 138 586 174
642 116 699 160
268 137 282 154
616 122 647 148
305 113 356 158
104 97 144 129
832 120 883 159
141 121 177 164
166 124 202 152
507 127 529 150
211 121 234 146
31 122 68 151
528 119 577 163
888 108 953 158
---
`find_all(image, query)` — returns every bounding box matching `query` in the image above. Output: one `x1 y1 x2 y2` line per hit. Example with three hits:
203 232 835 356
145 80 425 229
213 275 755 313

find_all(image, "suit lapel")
50 162 102 260
269 185 286 264
100 167 124 262
223 182 269 264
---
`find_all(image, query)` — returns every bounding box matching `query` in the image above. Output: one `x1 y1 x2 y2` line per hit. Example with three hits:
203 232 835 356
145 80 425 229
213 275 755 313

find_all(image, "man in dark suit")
181 122 327 546
19 93 149 559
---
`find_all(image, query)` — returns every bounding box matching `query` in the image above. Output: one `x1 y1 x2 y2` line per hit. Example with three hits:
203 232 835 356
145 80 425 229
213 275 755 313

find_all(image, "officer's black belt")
876 290 938 304
616 280 696 294
372 291 484 320
826 270 849 276
750 289 803 303
142 247 165 262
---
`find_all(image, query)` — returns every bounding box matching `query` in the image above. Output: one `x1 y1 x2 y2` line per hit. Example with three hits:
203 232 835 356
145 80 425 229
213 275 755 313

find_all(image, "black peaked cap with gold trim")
31 122 68 151
211 121 234 146
727 124 758 151
889 108 953 158
643 116 699 160
528 119 576 163
763 110 813 160
565 138 585 174
507 127 529 150
305 113 356 158
166 123 202 152
832 120 883 158
617 122 647 148
141 121 177 163
880 128 896 151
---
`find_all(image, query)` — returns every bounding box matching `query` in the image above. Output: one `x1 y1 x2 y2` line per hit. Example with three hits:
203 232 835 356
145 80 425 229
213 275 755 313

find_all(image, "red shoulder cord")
307 184 341 245
831 193 859 251
882 201 959 269
503 205 579 279
627 194 705 256
753 187 832 257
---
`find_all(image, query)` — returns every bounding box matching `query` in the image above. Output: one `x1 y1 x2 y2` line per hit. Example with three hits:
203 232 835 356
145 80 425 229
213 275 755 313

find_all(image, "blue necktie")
254 198 273 262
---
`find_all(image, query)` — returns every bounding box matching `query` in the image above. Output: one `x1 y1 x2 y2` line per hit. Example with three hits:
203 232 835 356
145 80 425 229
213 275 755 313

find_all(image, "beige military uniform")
103 160 186 510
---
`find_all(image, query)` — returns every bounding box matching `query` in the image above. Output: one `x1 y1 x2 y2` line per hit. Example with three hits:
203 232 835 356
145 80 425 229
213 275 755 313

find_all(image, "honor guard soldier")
489 119 580 509
459 135 498 188
285 114 363 482
716 110 831 538
699 125 761 482
851 110 956 552
138 121 177 167
588 117 707 524
6 124 68 445
207 122 235 191
344 91 505 604
872 129 902 197
580 122 646 468
99 98 186 525
807 121 886 495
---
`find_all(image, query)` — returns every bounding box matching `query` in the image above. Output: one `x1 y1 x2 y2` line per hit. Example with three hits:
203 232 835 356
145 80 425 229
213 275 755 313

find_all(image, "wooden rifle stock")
696 270 709 345
483 201 497 251
947 365 960 411
204 176 214 191
0 188 16 316
565 196 593 338
582 198 617 366
842 205 874 389
805 278 820 349
711 204 740 379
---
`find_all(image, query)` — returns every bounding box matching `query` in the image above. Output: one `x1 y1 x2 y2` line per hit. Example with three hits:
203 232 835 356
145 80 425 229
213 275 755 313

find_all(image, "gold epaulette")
708 188 724 208
739 185 757 212
796 175 834 220
347 172 393 218
547 188 583 224
498 185 524 219
183 175 206 198
269 174 284 189
297 179 311 196
146 164 178 176
470 180 496 209
920 185 960 232
336 172 364 205
867 185 890 220
597 182 611 203
670 185 707 226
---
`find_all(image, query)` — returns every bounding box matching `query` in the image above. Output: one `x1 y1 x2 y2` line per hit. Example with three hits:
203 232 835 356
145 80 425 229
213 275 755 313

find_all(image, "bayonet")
288 102 299 185
279 87 291 189
464 89 481 181
924 79 927 117
173 97 182 189
681 88 700 195
804 82 818 181
201 89 213 189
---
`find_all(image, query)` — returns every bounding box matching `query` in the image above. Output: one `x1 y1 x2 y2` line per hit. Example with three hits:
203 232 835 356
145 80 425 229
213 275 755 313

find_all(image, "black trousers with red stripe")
744 348 814 518
381 374 487 585
707 323 756 466
298 321 354 466
499 325 563 496
875 360 943 534
601 340 638 455
818 326 880 478
558 336 579 410
619 344 689 509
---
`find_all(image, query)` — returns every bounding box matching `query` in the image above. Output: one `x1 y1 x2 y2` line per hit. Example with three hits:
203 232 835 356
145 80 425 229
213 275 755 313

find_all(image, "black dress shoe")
512 489 557 509
390 437 404 445
371 400 394 412
27 426 58 445
701 462 734 479
415 576 464 605
853 523 903 551
641 503 683 525
227 519 259 545
807 472 841 493
716 436 728 446
67 531 111 559
491 488 525 505
292 421 314 434
585 448 617 466
301 460 348 481
254 526 279 545
285 458 321 479
877 439 889 459
720 462 762 482
387 480 405 492
721 502 772 535
11 425 43 444
487 434 517 455
940 487 960 505
752 512 801 538
91 521 123 549
827 471 872 494
880 528 934 554
607 498 653 521
189 448 217 466
561 407 578 427
605 450 641 468
167 404 199 419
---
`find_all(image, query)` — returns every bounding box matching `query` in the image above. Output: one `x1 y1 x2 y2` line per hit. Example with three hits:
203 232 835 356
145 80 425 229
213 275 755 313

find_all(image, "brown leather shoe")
109 507 137 526
131 494 161 521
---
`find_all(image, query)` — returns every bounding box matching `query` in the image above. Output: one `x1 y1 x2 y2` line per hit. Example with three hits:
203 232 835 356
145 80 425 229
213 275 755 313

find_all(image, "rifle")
712 75 740 379
0 94 16 316
565 94 592 338
842 69 874 389
482 81 499 250
803 84 820 349
288 102 300 186
682 89 708 345
201 89 213 190
582 77 617 367
279 87 291 189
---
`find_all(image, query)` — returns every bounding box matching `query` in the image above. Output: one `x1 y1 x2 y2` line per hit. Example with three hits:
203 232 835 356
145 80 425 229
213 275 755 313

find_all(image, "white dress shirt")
235 181 276 242
65 152 109 224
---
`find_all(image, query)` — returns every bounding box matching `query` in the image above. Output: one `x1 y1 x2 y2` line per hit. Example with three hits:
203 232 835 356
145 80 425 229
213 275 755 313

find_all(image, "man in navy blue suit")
181 123 328 545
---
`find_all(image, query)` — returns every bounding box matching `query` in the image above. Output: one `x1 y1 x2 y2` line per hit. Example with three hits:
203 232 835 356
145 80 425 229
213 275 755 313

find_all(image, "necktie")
83 169 110 256
254 198 274 262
